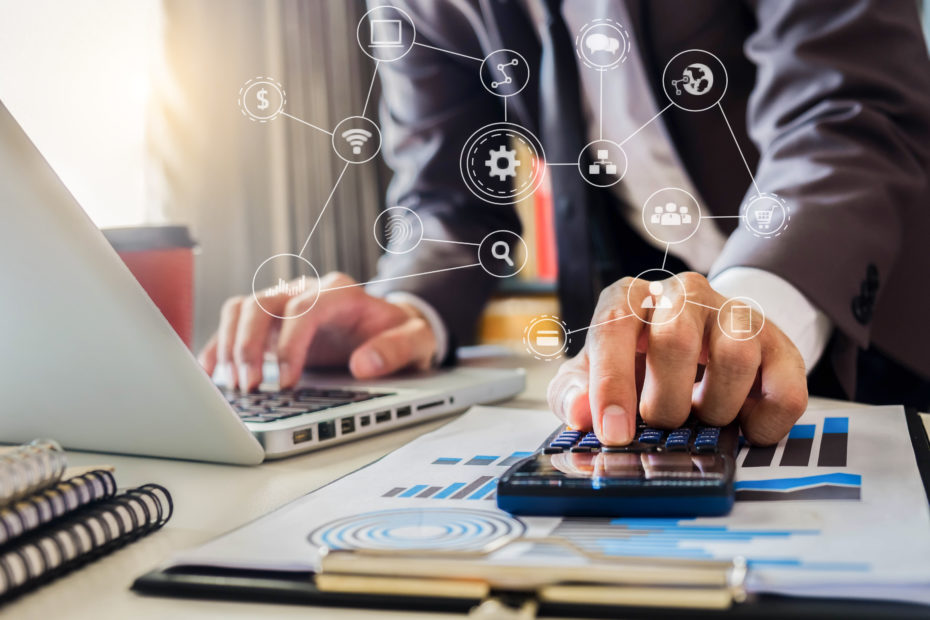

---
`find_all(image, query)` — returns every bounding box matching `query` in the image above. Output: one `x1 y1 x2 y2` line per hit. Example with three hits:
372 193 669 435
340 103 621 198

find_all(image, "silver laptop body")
0 101 524 464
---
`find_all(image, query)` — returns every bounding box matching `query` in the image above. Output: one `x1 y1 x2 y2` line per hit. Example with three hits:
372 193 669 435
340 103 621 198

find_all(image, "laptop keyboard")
222 387 394 423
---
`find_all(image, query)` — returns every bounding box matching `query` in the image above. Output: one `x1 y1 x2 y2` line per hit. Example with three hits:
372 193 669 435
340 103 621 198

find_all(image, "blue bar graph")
498 451 533 467
433 483 466 499
399 485 428 498
432 457 461 465
467 478 498 500
466 455 498 466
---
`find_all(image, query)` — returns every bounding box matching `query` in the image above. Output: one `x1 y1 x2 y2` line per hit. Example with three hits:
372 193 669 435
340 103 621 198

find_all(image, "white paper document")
171 404 930 605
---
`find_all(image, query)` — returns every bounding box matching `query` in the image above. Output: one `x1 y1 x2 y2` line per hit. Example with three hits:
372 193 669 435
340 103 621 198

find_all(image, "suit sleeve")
710 0 930 352
365 0 521 351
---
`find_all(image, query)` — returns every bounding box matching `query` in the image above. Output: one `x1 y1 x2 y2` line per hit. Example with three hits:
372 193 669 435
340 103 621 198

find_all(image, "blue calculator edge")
496 418 740 518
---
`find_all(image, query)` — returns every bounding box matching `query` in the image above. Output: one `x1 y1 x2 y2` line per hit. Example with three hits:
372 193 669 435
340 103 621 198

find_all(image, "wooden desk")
4 357 928 619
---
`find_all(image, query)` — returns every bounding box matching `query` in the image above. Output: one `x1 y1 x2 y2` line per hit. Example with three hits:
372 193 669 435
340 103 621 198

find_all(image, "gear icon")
485 145 520 181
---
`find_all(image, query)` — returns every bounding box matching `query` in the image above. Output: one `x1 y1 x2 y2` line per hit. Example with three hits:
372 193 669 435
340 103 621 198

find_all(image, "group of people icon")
650 202 692 227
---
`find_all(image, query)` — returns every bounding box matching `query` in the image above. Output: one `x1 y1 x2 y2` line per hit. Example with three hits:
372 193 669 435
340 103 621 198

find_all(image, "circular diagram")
717 296 765 341
477 230 528 278
460 122 546 206
251 253 320 319
309 508 524 551
627 269 687 326
524 315 570 361
641 187 702 245
357 6 416 62
741 192 789 238
578 140 627 187
332 115 382 164
574 19 631 71
238 77 286 122
662 49 728 112
374 206 424 254
480 49 530 97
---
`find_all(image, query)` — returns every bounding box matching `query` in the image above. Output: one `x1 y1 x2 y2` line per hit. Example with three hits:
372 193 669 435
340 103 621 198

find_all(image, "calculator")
496 417 740 517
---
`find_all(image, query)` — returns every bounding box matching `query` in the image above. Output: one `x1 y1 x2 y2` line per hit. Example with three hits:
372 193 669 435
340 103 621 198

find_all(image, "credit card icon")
535 330 561 347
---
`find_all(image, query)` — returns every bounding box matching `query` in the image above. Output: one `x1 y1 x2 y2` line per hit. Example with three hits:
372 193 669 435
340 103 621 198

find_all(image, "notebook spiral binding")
0 483 174 601
0 469 118 546
0 440 67 506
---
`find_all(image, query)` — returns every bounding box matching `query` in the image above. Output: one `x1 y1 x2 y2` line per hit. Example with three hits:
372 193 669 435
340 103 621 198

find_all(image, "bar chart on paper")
736 416 860 502
380 451 534 501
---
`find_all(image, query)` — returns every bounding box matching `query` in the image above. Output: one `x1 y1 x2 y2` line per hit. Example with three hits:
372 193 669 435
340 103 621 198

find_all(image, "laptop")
0 101 525 465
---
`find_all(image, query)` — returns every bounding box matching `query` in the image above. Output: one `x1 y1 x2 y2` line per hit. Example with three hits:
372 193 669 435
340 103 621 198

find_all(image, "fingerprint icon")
375 206 423 254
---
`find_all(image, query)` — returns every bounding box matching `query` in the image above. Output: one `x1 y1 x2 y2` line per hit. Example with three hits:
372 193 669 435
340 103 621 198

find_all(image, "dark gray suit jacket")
368 0 930 392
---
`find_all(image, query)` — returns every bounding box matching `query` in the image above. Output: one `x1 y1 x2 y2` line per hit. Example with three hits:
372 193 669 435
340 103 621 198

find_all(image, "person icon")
641 280 673 309
660 202 682 226
650 205 663 224
680 205 692 224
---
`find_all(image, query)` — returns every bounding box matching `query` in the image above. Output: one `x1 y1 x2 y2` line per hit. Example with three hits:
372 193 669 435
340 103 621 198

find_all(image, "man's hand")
198 272 437 391
547 272 807 446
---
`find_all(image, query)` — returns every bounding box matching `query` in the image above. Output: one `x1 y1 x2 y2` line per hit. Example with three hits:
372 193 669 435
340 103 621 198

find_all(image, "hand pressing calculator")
497 417 740 517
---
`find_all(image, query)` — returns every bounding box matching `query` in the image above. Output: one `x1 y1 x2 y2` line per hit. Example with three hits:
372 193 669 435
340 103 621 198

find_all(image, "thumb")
349 318 436 379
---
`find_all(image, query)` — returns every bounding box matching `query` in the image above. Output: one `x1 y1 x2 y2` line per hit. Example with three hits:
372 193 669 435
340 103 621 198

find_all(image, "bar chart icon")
382 475 499 501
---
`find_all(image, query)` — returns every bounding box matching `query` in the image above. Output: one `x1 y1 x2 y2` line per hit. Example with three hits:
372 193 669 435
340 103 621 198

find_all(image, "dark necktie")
538 0 597 350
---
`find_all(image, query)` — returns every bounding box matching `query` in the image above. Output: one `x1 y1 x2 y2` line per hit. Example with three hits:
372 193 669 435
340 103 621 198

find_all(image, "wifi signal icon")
341 128 373 155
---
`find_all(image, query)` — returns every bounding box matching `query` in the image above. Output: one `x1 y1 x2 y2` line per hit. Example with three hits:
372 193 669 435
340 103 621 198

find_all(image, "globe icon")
681 63 713 95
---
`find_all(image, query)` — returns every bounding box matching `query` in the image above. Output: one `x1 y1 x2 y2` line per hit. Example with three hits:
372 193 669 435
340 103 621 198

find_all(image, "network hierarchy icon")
238 7 788 360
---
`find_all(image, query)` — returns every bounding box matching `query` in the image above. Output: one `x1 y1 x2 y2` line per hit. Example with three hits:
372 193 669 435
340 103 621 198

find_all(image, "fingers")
198 333 218 376
692 313 762 426
233 292 288 391
546 352 592 430
348 317 436 379
586 278 645 445
739 329 808 445
216 296 244 388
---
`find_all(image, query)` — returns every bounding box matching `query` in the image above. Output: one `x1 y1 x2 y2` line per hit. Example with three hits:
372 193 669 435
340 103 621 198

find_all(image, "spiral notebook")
0 440 68 507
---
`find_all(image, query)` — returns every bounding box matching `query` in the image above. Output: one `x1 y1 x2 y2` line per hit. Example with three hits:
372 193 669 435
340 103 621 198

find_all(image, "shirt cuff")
710 267 832 373
384 292 449 366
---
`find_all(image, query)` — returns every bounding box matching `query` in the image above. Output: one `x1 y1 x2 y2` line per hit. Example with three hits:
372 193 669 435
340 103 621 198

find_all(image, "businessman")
200 0 930 446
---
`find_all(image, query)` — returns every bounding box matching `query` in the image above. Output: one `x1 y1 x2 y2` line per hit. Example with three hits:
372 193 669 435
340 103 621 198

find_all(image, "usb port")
397 406 412 418
340 417 356 435
318 420 336 441
360 415 371 427
375 411 391 424
292 428 313 444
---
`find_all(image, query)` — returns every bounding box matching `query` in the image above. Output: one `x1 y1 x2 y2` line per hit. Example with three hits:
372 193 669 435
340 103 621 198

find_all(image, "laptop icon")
369 19 403 48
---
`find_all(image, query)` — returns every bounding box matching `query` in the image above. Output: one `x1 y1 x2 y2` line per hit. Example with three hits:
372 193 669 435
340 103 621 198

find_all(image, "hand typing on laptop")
546 273 807 447
198 272 438 391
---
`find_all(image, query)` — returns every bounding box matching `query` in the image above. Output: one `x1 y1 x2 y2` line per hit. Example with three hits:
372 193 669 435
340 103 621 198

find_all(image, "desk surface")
5 356 928 619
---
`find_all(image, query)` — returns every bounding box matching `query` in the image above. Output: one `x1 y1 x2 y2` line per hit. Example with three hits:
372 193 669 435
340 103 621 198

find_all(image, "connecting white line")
717 102 762 196
701 214 746 219
567 313 632 335
686 299 722 312
503 97 508 122
598 70 604 140
280 112 333 137
618 103 673 146
361 60 381 118
661 243 670 270
413 41 483 63
319 263 483 292
546 162 578 166
421 238 480 247
299 162 350 257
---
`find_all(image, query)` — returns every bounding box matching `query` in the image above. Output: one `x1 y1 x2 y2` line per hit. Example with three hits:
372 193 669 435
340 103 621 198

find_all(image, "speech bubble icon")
585 33 620 55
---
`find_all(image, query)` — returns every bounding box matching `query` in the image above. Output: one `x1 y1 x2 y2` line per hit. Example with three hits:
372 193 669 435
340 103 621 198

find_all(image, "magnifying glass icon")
491 240 514 267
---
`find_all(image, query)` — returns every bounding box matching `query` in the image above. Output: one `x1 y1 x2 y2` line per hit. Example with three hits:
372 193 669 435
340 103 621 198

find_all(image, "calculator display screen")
512 450 726 483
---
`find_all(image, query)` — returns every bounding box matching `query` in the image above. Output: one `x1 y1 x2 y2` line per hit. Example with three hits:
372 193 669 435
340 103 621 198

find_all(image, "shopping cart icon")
753 207 776 230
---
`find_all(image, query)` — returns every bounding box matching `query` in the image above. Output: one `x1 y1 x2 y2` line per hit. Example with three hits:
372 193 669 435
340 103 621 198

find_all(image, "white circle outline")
627 268 687 326
575 20 630 71
356 6 416 62
478 230 528 278
524 315 569 360
332 115 382 164
717 296 765 342
479 49 530 98
459 122 547 206
238 77 285 122
741 192 790 237
661 49 729 112
641 186 703 245
251 253 321 320
577 139 628 188
374 206 424 255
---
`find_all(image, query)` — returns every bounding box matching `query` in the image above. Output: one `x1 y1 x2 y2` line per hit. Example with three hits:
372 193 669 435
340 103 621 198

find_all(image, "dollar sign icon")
256 88 269 111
